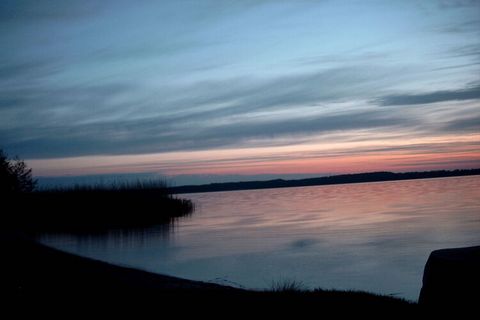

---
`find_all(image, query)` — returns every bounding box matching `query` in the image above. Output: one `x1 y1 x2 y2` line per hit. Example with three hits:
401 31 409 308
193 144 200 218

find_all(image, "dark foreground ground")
0 232 417 316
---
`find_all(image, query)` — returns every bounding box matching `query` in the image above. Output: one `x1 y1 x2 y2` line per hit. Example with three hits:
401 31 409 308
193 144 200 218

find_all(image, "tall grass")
4 179 195 233
42 180 171 193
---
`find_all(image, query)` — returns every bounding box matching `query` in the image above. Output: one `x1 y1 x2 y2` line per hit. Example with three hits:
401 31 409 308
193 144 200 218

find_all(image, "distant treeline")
170 169 480 194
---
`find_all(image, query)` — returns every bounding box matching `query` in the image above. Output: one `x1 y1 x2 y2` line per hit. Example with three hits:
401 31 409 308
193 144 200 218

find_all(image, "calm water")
38 176 480 301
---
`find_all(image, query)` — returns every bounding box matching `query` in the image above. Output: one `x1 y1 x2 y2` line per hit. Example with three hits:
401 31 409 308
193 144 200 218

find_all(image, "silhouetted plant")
0 150 194 232
270 279 306 293
0 149 37 193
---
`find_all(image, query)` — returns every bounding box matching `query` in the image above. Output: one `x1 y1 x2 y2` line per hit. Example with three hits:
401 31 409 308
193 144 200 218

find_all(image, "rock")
419 246 480 308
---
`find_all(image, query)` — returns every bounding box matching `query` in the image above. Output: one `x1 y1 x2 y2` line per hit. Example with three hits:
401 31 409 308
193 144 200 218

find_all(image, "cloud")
439 19 480 34
140 65 398 125
445 43 480 60
0 64 400 158
0 107 416 159
0 1 104 23
441 115 480 132
197 110 414 142
437 0 479 9
1 53 478 162
378 85 480 106
1 0 479 174
2 60 477 160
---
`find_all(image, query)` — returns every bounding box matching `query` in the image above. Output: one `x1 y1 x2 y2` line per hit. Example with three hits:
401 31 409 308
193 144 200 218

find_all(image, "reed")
3 180 195 233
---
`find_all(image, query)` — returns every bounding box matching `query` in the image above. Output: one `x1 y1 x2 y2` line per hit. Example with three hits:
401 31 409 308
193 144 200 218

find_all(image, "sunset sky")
1 0 479 185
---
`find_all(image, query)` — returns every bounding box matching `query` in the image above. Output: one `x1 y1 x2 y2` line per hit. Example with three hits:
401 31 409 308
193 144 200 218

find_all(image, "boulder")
419 246 480 308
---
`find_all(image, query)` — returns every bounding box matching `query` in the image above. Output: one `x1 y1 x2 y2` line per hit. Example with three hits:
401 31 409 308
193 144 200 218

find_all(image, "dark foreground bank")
0 232 416 315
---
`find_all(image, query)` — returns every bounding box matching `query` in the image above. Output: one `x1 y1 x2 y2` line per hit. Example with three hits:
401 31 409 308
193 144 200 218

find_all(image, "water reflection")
38 176 480 301
38 215 193 250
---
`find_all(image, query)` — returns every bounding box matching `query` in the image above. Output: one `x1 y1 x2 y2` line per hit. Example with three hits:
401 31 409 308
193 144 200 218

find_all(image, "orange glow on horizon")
28 132 480 178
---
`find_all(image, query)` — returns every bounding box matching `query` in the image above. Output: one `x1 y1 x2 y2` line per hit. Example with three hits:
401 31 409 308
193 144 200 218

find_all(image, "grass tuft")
270 279 307 293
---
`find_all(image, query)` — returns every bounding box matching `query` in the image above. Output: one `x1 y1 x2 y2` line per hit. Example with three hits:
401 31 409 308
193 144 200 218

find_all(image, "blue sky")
1 0 479 185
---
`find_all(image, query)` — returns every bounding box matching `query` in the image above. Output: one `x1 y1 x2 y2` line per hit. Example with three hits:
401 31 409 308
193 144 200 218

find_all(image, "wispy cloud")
378 85 480 106
442 115 480 132
437 0 479 9
0 64 402 158
0 0 103 23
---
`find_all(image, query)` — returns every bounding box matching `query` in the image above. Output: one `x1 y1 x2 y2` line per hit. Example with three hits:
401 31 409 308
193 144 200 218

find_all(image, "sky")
1 0 479 185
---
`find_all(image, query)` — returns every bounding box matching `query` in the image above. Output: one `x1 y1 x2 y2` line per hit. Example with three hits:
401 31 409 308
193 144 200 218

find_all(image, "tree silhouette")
0 149 37 193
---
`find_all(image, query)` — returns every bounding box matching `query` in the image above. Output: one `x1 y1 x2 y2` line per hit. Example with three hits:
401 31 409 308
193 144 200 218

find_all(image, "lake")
38 176 480 301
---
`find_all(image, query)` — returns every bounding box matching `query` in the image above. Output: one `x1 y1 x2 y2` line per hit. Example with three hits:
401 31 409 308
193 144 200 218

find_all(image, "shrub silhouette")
0 149 37 194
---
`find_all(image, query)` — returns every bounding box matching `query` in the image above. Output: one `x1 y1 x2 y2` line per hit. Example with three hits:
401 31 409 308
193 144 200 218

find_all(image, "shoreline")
1 231 233 293
170 169 480 194
1 231 416 312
